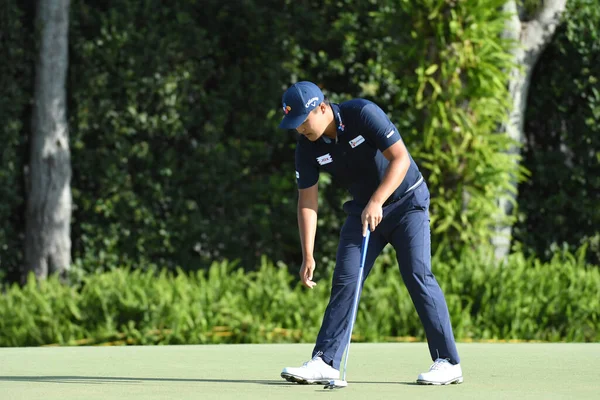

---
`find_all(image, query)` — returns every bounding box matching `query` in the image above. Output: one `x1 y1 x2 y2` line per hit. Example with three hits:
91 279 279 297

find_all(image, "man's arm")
298 183 318 288
371 140 411 205
362 140 410 236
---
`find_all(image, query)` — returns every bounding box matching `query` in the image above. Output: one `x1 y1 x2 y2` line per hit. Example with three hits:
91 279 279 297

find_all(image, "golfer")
278 81 463 385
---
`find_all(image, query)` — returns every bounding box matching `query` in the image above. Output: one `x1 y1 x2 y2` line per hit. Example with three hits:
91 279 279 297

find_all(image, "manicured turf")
0 343 598 399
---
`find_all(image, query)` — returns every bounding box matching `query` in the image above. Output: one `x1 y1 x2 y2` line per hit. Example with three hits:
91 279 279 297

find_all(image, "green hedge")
1 248 597 347
0 0 523 282
515 0 600 265
0 0 34 283
65 0 518 273
67 0 300 272
1 0 598 285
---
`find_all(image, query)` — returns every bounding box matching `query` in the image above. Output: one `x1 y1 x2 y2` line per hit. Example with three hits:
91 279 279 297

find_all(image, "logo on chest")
316 153 333 165
349 135 365 148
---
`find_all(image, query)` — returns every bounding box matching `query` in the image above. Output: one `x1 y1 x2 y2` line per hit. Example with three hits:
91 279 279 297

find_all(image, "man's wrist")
369 196 385 206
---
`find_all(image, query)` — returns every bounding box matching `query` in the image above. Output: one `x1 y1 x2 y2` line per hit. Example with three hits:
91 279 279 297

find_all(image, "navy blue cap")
278 81 324 129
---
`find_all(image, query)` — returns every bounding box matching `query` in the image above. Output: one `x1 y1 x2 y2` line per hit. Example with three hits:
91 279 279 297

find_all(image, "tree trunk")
24 0 72 281
492 0 568 260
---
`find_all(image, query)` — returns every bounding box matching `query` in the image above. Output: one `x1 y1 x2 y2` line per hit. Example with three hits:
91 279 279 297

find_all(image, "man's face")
295 103 327 141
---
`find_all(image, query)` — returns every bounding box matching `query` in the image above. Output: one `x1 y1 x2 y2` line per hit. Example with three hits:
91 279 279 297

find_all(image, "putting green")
0 343 598 399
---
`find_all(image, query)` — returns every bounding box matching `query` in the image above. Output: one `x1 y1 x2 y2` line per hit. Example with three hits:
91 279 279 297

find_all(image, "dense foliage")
0 0 34 282
0 0 598 284
515 0 600 265
1 250 598 347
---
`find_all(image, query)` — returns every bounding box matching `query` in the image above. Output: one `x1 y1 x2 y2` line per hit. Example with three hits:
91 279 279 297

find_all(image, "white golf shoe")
281 356 340 384
417 358 463 385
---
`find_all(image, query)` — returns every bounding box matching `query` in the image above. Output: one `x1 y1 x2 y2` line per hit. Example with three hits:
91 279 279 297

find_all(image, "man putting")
278 81 463 386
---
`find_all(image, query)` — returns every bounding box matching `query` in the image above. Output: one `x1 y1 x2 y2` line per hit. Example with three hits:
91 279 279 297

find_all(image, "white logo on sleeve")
316 153 333 165
296 171 300 179
349 135 365 148
386 130 395 138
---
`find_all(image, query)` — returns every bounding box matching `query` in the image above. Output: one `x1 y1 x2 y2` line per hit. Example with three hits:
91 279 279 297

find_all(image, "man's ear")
318 102 327 113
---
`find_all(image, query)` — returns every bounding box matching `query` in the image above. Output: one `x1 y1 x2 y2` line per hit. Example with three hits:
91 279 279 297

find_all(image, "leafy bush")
67 0 299 273
366 0 520 254
515 0 600 265
0 0 35 282
1 0 523 283
1 0 598 286
1 249 597 347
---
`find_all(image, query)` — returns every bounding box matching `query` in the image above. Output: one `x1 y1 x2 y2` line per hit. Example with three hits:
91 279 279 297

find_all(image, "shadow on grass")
0 376 417 386
0 376 284 385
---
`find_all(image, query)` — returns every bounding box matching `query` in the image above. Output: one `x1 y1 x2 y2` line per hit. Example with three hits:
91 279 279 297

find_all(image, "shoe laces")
302 356 323 368
429 358 452 371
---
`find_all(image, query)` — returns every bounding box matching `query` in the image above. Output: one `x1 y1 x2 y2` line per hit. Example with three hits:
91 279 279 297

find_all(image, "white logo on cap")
305 97 319 108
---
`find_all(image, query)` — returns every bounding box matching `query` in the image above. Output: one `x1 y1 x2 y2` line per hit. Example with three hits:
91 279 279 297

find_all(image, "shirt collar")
331 103 345 135
320 103 344 144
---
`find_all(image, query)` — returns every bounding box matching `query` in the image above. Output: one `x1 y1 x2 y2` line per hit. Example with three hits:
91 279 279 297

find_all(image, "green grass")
0 343 598 399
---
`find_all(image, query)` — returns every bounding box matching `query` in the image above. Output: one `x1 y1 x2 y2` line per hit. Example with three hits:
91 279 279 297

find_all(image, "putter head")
324 379 348 389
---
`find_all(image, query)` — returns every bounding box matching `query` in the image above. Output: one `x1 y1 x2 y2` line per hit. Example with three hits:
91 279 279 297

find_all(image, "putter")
324 229 370 390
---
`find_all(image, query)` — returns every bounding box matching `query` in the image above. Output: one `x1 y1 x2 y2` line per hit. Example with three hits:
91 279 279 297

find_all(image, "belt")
383 175 424 207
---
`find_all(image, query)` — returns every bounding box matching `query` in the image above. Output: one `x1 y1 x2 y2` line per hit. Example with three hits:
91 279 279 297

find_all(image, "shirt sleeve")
359 103 402 152
295 141 319 189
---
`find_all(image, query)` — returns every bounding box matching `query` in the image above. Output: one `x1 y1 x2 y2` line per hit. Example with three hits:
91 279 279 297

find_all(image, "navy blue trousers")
312 182 460 369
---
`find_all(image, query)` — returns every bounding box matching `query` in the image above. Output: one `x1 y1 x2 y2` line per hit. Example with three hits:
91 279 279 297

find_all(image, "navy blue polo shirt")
295 99 423 207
